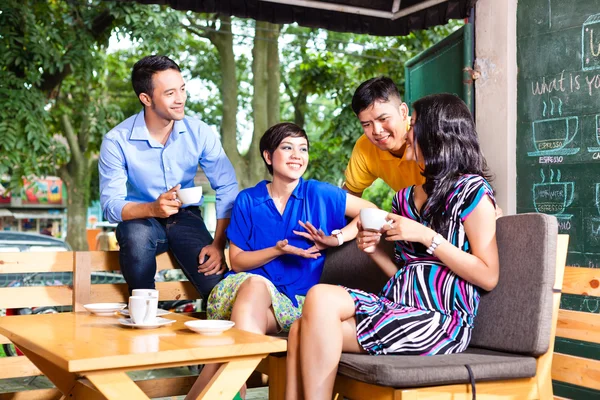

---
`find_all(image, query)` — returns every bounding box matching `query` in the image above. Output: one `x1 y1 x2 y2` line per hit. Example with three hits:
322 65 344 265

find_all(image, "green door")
404 24 474 112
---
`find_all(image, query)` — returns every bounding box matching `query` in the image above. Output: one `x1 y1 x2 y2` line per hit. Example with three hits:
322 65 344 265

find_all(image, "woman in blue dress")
285 94 500 399
186 122 377 400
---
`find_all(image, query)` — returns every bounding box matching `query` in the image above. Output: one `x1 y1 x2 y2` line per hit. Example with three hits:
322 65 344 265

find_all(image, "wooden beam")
552 353 600 391
562 266 600 296
0 252 74 273
0 286 72 308
557 309 600 344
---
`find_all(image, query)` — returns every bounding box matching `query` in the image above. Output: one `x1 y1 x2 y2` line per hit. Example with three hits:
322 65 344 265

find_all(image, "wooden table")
0 312 287 399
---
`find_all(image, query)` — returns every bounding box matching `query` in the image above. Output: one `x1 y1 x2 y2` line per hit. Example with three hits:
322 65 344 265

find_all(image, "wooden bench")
0 250 199 399
259 214 599 400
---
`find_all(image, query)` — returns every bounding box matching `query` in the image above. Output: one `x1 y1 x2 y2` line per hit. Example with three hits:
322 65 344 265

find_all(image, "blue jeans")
116 207 223 299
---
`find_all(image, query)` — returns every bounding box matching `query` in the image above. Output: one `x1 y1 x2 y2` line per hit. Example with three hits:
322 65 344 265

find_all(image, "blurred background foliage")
0 0 461 248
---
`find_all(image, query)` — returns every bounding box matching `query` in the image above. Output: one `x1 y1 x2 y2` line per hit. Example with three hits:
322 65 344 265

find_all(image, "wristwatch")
331 229 344 246
426 233 443 255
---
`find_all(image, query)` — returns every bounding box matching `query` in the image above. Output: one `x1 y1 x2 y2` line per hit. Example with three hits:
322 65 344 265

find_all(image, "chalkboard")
517 1 600 398
517 0 600 269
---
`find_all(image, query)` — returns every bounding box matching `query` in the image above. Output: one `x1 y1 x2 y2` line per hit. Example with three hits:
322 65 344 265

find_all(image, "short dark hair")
259 123 309 175
131 55 181 100
351 76 402 115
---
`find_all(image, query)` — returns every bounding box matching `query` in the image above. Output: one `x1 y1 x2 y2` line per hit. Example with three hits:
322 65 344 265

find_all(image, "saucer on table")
119 308 170 317
83 303 127 316
118 317 176 329
185 320 235 335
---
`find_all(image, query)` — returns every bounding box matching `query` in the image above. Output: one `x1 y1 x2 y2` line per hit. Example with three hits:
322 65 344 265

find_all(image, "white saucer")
119 308 170 317
185 320 235 335
84 303 127 316
118 317 176 329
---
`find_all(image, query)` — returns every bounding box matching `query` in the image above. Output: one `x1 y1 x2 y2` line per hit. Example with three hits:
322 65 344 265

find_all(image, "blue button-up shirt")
226 178 347 306
99 111 239 223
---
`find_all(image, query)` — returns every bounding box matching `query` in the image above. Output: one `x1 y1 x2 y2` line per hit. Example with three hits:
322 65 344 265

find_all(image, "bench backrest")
320 239 391 292
470 213 558 356
323 213 560 358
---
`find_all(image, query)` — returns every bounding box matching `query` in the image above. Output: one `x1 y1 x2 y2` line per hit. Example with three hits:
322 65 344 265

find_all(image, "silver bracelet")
426 233 443 255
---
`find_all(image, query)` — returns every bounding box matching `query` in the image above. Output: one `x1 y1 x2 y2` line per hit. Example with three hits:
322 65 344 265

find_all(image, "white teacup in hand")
129 295 158 325
176 186 203 205
360 208 392 232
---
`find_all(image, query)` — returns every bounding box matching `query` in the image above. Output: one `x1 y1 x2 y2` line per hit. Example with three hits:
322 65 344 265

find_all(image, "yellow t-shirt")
344 135 425 193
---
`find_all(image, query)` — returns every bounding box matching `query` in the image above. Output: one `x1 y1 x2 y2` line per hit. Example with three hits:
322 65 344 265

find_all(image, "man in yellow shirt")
343 76 425 197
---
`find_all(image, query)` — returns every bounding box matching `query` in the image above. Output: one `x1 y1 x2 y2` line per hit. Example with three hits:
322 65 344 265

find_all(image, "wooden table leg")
18 347 77 395
86 371 150 400
195 356 264 400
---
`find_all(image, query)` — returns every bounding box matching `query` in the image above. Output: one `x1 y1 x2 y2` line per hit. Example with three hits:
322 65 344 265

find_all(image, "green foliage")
291 21 463 187
363 179 395 211
0 0 186 191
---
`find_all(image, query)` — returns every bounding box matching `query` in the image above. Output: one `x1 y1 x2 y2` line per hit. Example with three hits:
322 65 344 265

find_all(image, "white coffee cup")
176 186 203 205
129 295 158 325
360 208 392 231
132 289 159 299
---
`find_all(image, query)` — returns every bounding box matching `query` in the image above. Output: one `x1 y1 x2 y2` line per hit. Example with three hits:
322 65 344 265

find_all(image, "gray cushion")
337 348 537 388
320 239 392 293
470 213 558 356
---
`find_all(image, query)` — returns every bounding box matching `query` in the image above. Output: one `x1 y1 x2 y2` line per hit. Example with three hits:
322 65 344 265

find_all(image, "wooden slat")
89 281 199 303
557 309 600 344
0 252 74 273
88 251 179 272
0 354 42 378
73 251 92 312
89 251 120 272
562 266 600 296
0 286 72 308
552 353 600 391
135 375 197 397
0 388 62 400
535 234 569 400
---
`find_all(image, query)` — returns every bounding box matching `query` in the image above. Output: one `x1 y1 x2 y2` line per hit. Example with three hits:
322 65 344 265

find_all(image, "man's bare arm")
342 183 363 198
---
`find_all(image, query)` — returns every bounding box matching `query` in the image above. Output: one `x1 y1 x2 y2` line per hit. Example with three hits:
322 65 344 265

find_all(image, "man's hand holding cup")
151 184 181 218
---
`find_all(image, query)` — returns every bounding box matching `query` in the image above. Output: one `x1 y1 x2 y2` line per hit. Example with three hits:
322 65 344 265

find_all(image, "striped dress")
346 175 495 356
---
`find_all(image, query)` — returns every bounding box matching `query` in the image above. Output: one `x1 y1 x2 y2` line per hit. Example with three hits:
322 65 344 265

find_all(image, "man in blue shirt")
99 55 239 300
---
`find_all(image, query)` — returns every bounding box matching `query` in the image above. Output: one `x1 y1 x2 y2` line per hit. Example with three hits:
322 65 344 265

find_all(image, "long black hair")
411 93 492 233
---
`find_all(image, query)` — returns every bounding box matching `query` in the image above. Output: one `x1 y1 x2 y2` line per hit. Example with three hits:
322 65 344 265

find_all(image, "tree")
0 0 184 249
184 16 281 188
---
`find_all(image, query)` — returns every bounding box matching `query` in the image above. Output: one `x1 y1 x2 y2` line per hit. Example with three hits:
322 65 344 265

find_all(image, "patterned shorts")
207 272 305 332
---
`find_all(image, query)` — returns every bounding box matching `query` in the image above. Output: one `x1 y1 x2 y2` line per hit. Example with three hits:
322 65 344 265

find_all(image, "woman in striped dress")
285 93 500 399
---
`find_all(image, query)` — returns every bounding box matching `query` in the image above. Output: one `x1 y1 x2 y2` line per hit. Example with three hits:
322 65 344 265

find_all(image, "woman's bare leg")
186 277 278 400
299 284 363 400
285 318 303 400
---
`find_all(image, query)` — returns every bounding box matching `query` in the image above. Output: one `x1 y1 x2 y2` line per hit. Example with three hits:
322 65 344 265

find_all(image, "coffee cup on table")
128 295 158 325
132 289 159 299
176 186 203 205
360 208 392 232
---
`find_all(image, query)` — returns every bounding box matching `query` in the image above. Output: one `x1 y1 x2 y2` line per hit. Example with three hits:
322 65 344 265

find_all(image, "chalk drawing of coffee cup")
533 182 574 215
532 117 578 153
588 115 600 152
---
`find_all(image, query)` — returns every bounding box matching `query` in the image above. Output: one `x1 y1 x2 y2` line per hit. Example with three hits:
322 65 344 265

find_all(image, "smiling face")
357 98 409 155
263 136 309 182
139 69 187 122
